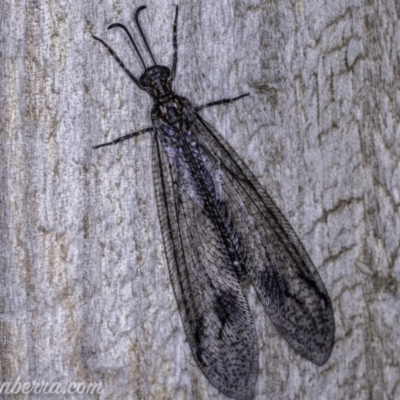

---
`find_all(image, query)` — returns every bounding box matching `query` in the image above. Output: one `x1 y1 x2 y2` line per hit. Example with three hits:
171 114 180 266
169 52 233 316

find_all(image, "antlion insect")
93 6 335 400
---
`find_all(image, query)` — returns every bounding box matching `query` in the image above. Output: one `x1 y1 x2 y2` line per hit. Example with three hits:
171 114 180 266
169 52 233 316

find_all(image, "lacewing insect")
93 6 335 400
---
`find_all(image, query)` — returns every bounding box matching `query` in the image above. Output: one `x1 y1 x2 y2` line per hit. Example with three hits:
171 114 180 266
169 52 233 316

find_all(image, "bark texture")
0 0 399 398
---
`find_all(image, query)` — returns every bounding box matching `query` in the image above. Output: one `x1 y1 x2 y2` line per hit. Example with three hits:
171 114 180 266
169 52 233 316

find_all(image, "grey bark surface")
1 0 399 399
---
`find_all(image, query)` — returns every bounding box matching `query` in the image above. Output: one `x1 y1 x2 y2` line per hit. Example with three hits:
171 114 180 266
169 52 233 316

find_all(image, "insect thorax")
152 95 194 138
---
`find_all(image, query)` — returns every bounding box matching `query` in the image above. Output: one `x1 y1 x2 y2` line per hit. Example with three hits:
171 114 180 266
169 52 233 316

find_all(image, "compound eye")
139 72 149 88
162 67 171 79
139 78 148 88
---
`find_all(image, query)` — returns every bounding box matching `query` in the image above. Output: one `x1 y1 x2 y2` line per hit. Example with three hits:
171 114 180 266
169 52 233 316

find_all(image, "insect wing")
152 126 258 400
192 114 335 366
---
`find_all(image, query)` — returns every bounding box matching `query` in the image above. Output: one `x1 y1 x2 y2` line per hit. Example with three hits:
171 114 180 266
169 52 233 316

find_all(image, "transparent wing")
152 130 258 400
191 113 335 366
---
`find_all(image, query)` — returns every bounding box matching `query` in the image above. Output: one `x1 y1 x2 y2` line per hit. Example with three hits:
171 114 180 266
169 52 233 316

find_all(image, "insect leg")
170 6 179 81
195 93 249 112
93 127 153 149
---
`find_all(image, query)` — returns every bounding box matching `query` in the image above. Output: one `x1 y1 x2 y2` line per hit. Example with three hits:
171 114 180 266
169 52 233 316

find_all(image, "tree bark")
0 0 399 399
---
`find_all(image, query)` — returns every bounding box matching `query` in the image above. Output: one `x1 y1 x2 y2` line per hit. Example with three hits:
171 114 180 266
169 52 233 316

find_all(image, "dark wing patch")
192 114 335 366
152 131 258 400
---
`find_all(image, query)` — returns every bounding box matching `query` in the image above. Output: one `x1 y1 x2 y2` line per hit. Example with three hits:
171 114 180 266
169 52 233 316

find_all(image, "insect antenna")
92 35 143 88
135 6 157 66
108 23 147 70
170 6 179 81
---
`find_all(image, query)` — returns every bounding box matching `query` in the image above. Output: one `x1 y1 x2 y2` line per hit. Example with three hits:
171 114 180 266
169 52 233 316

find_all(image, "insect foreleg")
93 127 153 149
195 93 249 112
